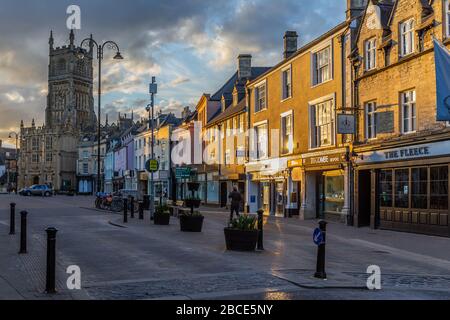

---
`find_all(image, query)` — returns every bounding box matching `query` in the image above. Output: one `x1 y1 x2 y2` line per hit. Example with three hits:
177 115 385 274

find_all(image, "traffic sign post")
314 220 327 279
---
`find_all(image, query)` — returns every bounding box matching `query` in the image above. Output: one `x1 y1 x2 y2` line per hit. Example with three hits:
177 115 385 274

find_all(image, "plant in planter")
224 215 258 251
184 196 201 209
180 210 204 232
154 204 170 225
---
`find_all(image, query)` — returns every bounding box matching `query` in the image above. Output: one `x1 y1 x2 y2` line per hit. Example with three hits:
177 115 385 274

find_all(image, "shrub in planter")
180 211 204 232
154 204 170 225
224 215 258 251
184 197 201 209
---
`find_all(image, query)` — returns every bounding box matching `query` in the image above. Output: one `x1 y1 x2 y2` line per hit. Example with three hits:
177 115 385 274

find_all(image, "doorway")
220 182 228 207
358 170 371 227
33 176 39 185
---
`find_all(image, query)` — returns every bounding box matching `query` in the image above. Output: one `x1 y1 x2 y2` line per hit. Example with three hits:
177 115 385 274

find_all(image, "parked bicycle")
95 192 138 213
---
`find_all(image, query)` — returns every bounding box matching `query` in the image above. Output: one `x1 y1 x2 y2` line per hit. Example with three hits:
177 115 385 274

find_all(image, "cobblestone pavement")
1 194 450 300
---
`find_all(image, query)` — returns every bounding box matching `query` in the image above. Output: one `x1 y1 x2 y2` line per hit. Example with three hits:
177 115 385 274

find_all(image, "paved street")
1 194 450 300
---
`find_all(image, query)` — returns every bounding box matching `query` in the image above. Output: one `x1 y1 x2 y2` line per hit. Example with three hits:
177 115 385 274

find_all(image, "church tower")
45 30 97 132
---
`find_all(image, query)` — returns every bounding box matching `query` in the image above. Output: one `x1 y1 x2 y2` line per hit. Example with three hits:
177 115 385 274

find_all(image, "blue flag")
434 38 450 121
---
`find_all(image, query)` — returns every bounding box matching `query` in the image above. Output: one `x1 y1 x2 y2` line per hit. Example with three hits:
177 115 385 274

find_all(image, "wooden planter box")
180 215 204 232
154 213 170 225
224 228 258 251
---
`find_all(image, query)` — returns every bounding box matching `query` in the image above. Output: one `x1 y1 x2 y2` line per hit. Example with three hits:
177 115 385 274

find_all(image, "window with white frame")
401 90 416 133
310 99 334 148
365 38 377 70
83 163 89 174
313 46 332 85
446 0 450 37
400 19 415 57
254 123 268 160
365 102 377 139
255 82 267 112
281 112 293 154
282 67 292 100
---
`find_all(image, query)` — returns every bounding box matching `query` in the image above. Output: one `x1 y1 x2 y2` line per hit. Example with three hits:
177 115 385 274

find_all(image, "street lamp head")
113 52 124 60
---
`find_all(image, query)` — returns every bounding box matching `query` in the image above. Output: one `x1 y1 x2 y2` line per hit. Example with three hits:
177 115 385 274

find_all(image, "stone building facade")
19 30 96 191
351 0 450 237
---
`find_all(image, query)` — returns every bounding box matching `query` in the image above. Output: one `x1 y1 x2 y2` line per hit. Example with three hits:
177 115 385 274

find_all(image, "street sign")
175 167 191 179
337 114 355 134
145 159 159 173
313 228 324 246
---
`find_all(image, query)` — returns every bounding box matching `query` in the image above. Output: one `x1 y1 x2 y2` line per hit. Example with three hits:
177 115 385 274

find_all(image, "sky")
0 0 346 147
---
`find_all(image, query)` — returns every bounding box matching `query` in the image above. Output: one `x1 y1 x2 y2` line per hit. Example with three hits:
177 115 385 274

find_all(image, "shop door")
358 170 371 227
275 182 285 217
261 182 271 215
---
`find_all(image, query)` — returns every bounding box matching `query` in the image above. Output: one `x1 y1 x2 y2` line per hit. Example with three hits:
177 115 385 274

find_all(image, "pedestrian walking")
228 186 242 223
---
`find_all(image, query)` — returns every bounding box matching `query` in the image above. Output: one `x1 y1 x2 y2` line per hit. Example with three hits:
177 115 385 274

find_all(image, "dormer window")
400 19 415 57
364 38 377 70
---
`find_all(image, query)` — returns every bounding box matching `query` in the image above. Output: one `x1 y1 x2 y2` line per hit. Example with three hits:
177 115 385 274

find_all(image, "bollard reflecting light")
9 203 16 235
19 211 28 254
130 196 135 219
257 209 264 251
45 227 58 294
138 201 144 220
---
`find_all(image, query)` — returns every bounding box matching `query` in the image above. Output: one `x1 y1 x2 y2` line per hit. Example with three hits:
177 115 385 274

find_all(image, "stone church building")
19 30 97 191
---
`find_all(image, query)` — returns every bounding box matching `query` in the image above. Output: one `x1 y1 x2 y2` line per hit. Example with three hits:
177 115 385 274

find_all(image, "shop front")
354 140 450 237
245 157 295 217
293 148 350 222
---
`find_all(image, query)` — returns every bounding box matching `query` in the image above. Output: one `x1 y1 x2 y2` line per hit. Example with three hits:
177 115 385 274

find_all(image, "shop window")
430 166 448 210
380 169 393 207
394 169 409 208
411 167 427 209
323 171 344 214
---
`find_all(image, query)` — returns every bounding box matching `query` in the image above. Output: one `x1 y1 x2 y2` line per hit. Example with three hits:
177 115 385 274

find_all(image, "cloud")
0 0 346 139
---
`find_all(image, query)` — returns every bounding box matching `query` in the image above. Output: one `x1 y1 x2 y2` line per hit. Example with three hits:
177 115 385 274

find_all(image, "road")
1 194 450 300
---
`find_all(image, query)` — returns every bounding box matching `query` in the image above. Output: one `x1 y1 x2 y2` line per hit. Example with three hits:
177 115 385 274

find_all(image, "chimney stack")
237 54 252 80
346 0 368 21
283 31 298 59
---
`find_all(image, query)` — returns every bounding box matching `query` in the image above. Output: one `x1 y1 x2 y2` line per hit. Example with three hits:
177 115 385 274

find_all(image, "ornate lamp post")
78 35 123 193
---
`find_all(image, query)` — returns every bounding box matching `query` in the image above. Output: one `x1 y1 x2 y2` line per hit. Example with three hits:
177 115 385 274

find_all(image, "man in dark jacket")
228 186 242 223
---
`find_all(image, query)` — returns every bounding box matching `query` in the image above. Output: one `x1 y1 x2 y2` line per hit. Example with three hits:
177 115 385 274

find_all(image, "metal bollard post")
9 203 16 235
314 220 327 279
257 209 264 251
45 227 58 294
130 196 135 219
19 211 28 254
123 198 128 223
138 201 144 220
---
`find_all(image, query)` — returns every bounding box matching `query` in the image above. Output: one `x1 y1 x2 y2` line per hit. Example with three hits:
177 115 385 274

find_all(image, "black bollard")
138 201 144 220
9 203 16 235
257 209 264 251
19 211 28 254
45 227 58 294
123 198 128 223
130 196 135 219
314 220 327 279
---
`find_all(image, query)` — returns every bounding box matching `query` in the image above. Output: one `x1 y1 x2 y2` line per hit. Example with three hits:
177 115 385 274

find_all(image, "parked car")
19 185 54 197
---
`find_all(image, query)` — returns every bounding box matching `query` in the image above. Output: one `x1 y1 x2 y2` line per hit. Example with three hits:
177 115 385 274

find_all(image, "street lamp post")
8 132 19 193
147 77 157 218
78 35 123 194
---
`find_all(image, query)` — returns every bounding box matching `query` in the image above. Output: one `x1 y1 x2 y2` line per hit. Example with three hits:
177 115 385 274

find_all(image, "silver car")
19 185 54 197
